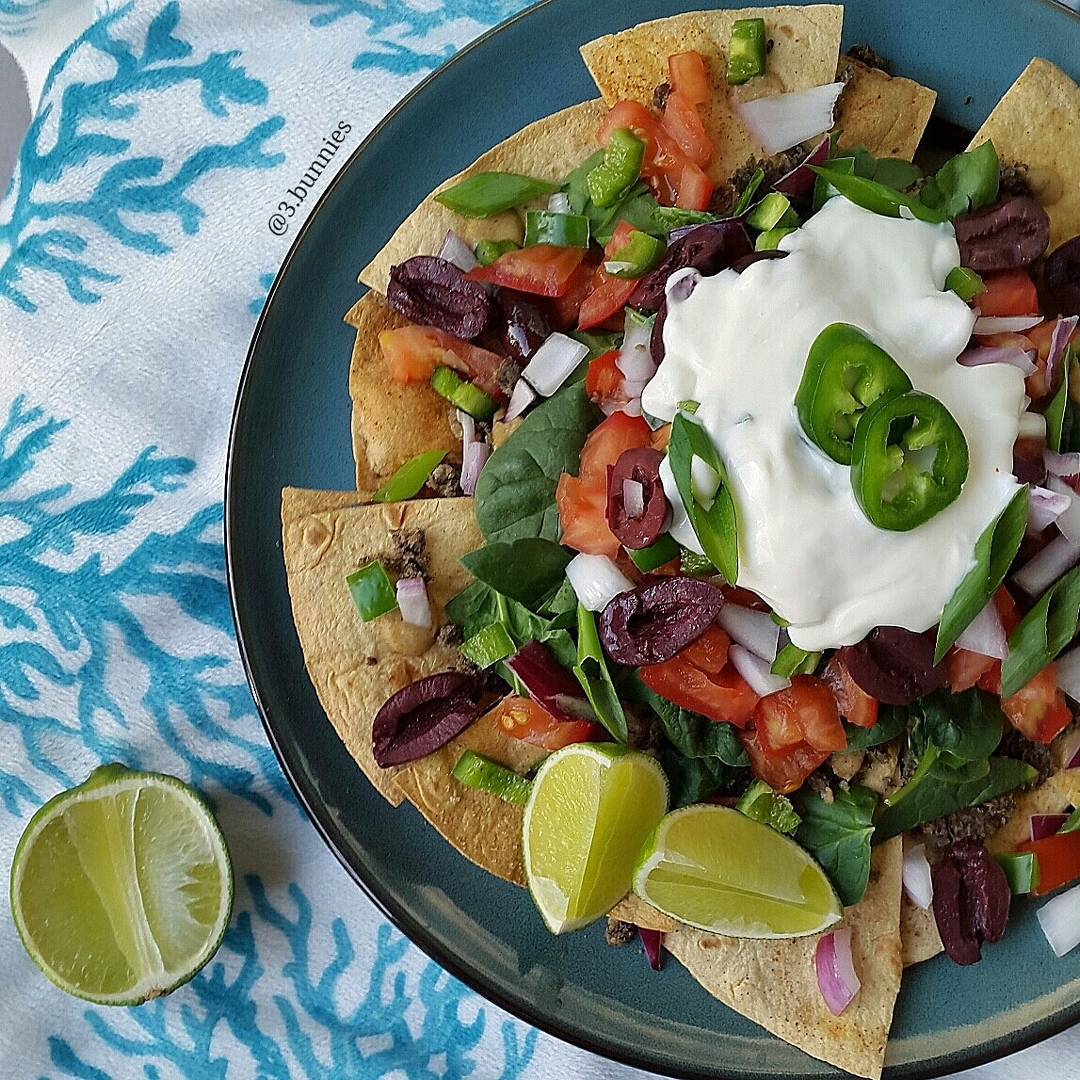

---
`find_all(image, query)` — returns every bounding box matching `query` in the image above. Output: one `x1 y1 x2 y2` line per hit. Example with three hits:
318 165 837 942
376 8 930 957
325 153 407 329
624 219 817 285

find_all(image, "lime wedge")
633 804 841 938
523 743 667 934
10 764 233 1004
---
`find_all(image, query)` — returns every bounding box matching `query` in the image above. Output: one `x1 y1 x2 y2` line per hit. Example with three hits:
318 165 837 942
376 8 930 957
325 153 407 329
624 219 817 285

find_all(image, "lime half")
523 743 667 934
10 764 233 1004
633 804 841 938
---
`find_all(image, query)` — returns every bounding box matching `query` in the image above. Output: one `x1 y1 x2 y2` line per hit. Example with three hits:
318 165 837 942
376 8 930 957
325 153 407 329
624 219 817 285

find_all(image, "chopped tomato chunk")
978 269 1039 317
467 244 585 297
548 257 597 329
755 676 847 754
822 651 878 729
739 727 830 795
492 695 599 750
1001 663 1072 744
659 91 712 167
947 647 997 693
578 222 640 331
675 162 714 210
584 349 627 407
1020 829 1080 895
668 50 710 107
379 325 505 397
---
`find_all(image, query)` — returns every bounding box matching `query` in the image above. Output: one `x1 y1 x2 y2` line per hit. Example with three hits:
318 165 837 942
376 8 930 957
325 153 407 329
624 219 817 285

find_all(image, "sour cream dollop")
643 198 1027 652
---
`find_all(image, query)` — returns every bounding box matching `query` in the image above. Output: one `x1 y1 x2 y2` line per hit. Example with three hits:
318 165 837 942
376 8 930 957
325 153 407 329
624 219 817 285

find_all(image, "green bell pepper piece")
995 851 1040 895
603 228 666 278
747 192 798 232
586 129 645 209
755 226 795 252
475 238 519 266
727 18 767 85
431 366 498 419
346 562 397 622
452 750 532 806
945 266 985 302
523 210 591 248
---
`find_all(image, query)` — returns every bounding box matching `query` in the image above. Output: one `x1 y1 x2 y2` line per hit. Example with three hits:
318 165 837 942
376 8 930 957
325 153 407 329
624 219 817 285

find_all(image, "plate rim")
225 2 1080 1076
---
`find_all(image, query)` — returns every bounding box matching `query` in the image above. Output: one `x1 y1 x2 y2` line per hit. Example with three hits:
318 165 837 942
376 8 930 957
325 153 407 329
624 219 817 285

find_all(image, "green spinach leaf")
642 687 750 767
909 688 1004 764
842 706 906 749
796 785 878 906
660 751 736 809
573 605 628 743
460 539 571 606
918 140 999 219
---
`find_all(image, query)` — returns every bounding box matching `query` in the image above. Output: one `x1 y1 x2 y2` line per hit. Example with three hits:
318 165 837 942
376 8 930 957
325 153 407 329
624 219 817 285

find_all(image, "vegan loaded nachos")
281 7 1080 1077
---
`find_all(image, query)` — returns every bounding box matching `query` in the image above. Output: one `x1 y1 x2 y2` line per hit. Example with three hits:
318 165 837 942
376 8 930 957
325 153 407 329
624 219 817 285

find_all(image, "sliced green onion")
431 367 498 419
747 192 797 232
524 210 591 249
995 851 1040 895
586 128 645 209
474 238 519 266
680 549 716 577
727 17 767 86
945 266 985 302
731 167 765 217
677 399 700 414
372 450 447 503
755 226 795 252
737 780 801 834
772 643 821 677
651 206 717 234
452 750 532 806
1001 563 1080 697
346 561 397 622
1061 807 1080 833
813 156 855 212
604 229 666 278
434 172 558 218
627 534 681 572
810 165 948 224
1045 349 1073 454
459 622 516 669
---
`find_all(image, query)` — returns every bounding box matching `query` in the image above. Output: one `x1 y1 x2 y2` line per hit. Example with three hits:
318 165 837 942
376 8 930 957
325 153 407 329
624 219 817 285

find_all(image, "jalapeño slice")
795 323 913 465
851 389 969 531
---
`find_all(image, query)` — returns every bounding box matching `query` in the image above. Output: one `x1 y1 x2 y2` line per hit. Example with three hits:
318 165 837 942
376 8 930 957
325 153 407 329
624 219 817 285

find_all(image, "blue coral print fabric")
0 3 642 1076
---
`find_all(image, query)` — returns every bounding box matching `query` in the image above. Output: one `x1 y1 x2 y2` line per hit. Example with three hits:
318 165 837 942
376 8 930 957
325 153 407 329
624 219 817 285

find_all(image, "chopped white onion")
1028 483 1073 534
1019 411 1048 440
734 81 844 155
617 311 658 389
504 378 537 422
1047 315 1079 386
1045 448 1080 480
729 643 790 697
1037 884 1080 957
460 440 490 496
620 397 644 418
621 378 650 399
666 267 701 303
395 577 432 628
438 229 479 273
815 928 860 1016
973 314 1043 335
1055 646 1080 707
955 597 1008 660
1014 532 1080 595
691 456 720 510
957 344 1036 376
902 843 933 910
565 553 634 612
623 478 645 519
547 191 572 215
717 604 781 663
520 333 589 397
457 407 476 450
1045 476 1080 542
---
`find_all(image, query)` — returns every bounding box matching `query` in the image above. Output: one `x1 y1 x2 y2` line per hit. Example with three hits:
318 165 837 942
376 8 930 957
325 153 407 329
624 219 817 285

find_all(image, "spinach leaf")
474 383 600 545
570 329 622 365
460 539 571 607
837 144 922 189
660 750 735 809
810 166 946 223
565 151 605 214
909 688 1004 764
918 140 999 219
649 205 717 234
842 705 906 749
796 785 878 906
573 605 627 743
537 577 579 627
643 688 750 767
935 486 1029 662
875 754 1036 840
1001 564 1080 696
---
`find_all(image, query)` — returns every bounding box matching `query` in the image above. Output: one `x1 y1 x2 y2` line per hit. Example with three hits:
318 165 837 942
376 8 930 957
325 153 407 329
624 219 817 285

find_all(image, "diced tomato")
578 223 640 331
668 50 710 107
659 91 712 167
379 325 506 398
548 257 597 329
598 99 663 154
492 695 600 750
978 269 1039 317
681 625 731 675
719 584 771 611
947 647 997 693
739 726 830 795
1020 829 1080 895
754 676 847 755
675 162 714 211
584 349 626 406
467 244 585 298
556 411 652 556
822 651 879 729
1001 663 1072 744
651 423 671 452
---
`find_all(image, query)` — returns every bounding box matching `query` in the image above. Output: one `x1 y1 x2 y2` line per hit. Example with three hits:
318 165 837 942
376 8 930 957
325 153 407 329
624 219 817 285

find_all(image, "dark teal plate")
226 2 1080 1075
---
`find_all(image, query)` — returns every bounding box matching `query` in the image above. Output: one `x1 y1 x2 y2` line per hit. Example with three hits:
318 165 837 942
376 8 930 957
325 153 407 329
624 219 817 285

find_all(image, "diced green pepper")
995 851 1040 895
431 366 498 419
586 129 645 209
604 228 666 278
452 750 532 806
747 192 798 232
524 210 591 248
346 561 397 622
475 238 519 266
727 17 767 85
459 623 516 669
737 780 801 834
755 226 795 252
945 266 986 302
372 450 447 503
627 533 681 572
434 172 558 218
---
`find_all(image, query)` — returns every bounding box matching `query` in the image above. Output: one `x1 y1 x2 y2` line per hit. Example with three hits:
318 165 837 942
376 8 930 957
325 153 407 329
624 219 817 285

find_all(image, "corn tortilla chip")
901 899 942 967
345 292 459 488
969 58 1080 252
580 6 843 184
986 767 1080 856
835 56 936 161
608 894 680 932
666 837 903 1080
359 100 608 295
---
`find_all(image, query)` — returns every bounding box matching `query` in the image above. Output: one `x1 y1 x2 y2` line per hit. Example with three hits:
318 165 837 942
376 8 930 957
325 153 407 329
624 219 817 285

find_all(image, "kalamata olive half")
650 299 669 364
495 289 552 364
932 840 1011 965
731 249 789 273
954 196 1050 273
372 671 482 767
600 577 724 666
1044 235 1080 316
844 628 947 705
606 447 670 550
387 255 492 340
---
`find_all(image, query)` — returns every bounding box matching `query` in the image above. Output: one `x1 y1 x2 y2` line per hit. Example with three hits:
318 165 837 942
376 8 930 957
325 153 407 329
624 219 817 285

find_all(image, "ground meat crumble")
425 461 461 498
846 44 890 73
605 918 636 947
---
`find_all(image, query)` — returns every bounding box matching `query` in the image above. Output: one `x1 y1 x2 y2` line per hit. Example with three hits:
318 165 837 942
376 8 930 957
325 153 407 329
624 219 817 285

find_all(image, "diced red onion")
957 344 1036 376
735 82 844 155
460 440 490 496
815 927 860 1016
639 927 663 971
729 643 790 697
902 843 933 909
548 191 571 215
438 229 479 273
504 640 595 725
1044 476 1080 542
623 478 645 519
521 333 589 397
1019 411 1047 440
667 267 701 303
395 577 432 629
1037 884 1080 957
457 407 476 450
1031 813 1070 842
717 604 781 663
1045 448 1080 480
504 378 537 422
974 314 1043 335
1046 315 1079 388
1028 484 1072 533
955 597 1007 660
565 552 634 612
772 135 831 198
1014 532 1080 595
1054 647 1080 712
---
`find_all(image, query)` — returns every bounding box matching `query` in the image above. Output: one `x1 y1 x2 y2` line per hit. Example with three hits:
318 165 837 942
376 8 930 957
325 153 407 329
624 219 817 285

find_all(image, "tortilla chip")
901 899 942 967
987 767 1080 855
608 894 680 932
580 6 843 183
666 837 903 1080
359 100 608 294
834 56 936 161
969 58 1080 252
281 490 483 805
345 292 459 488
